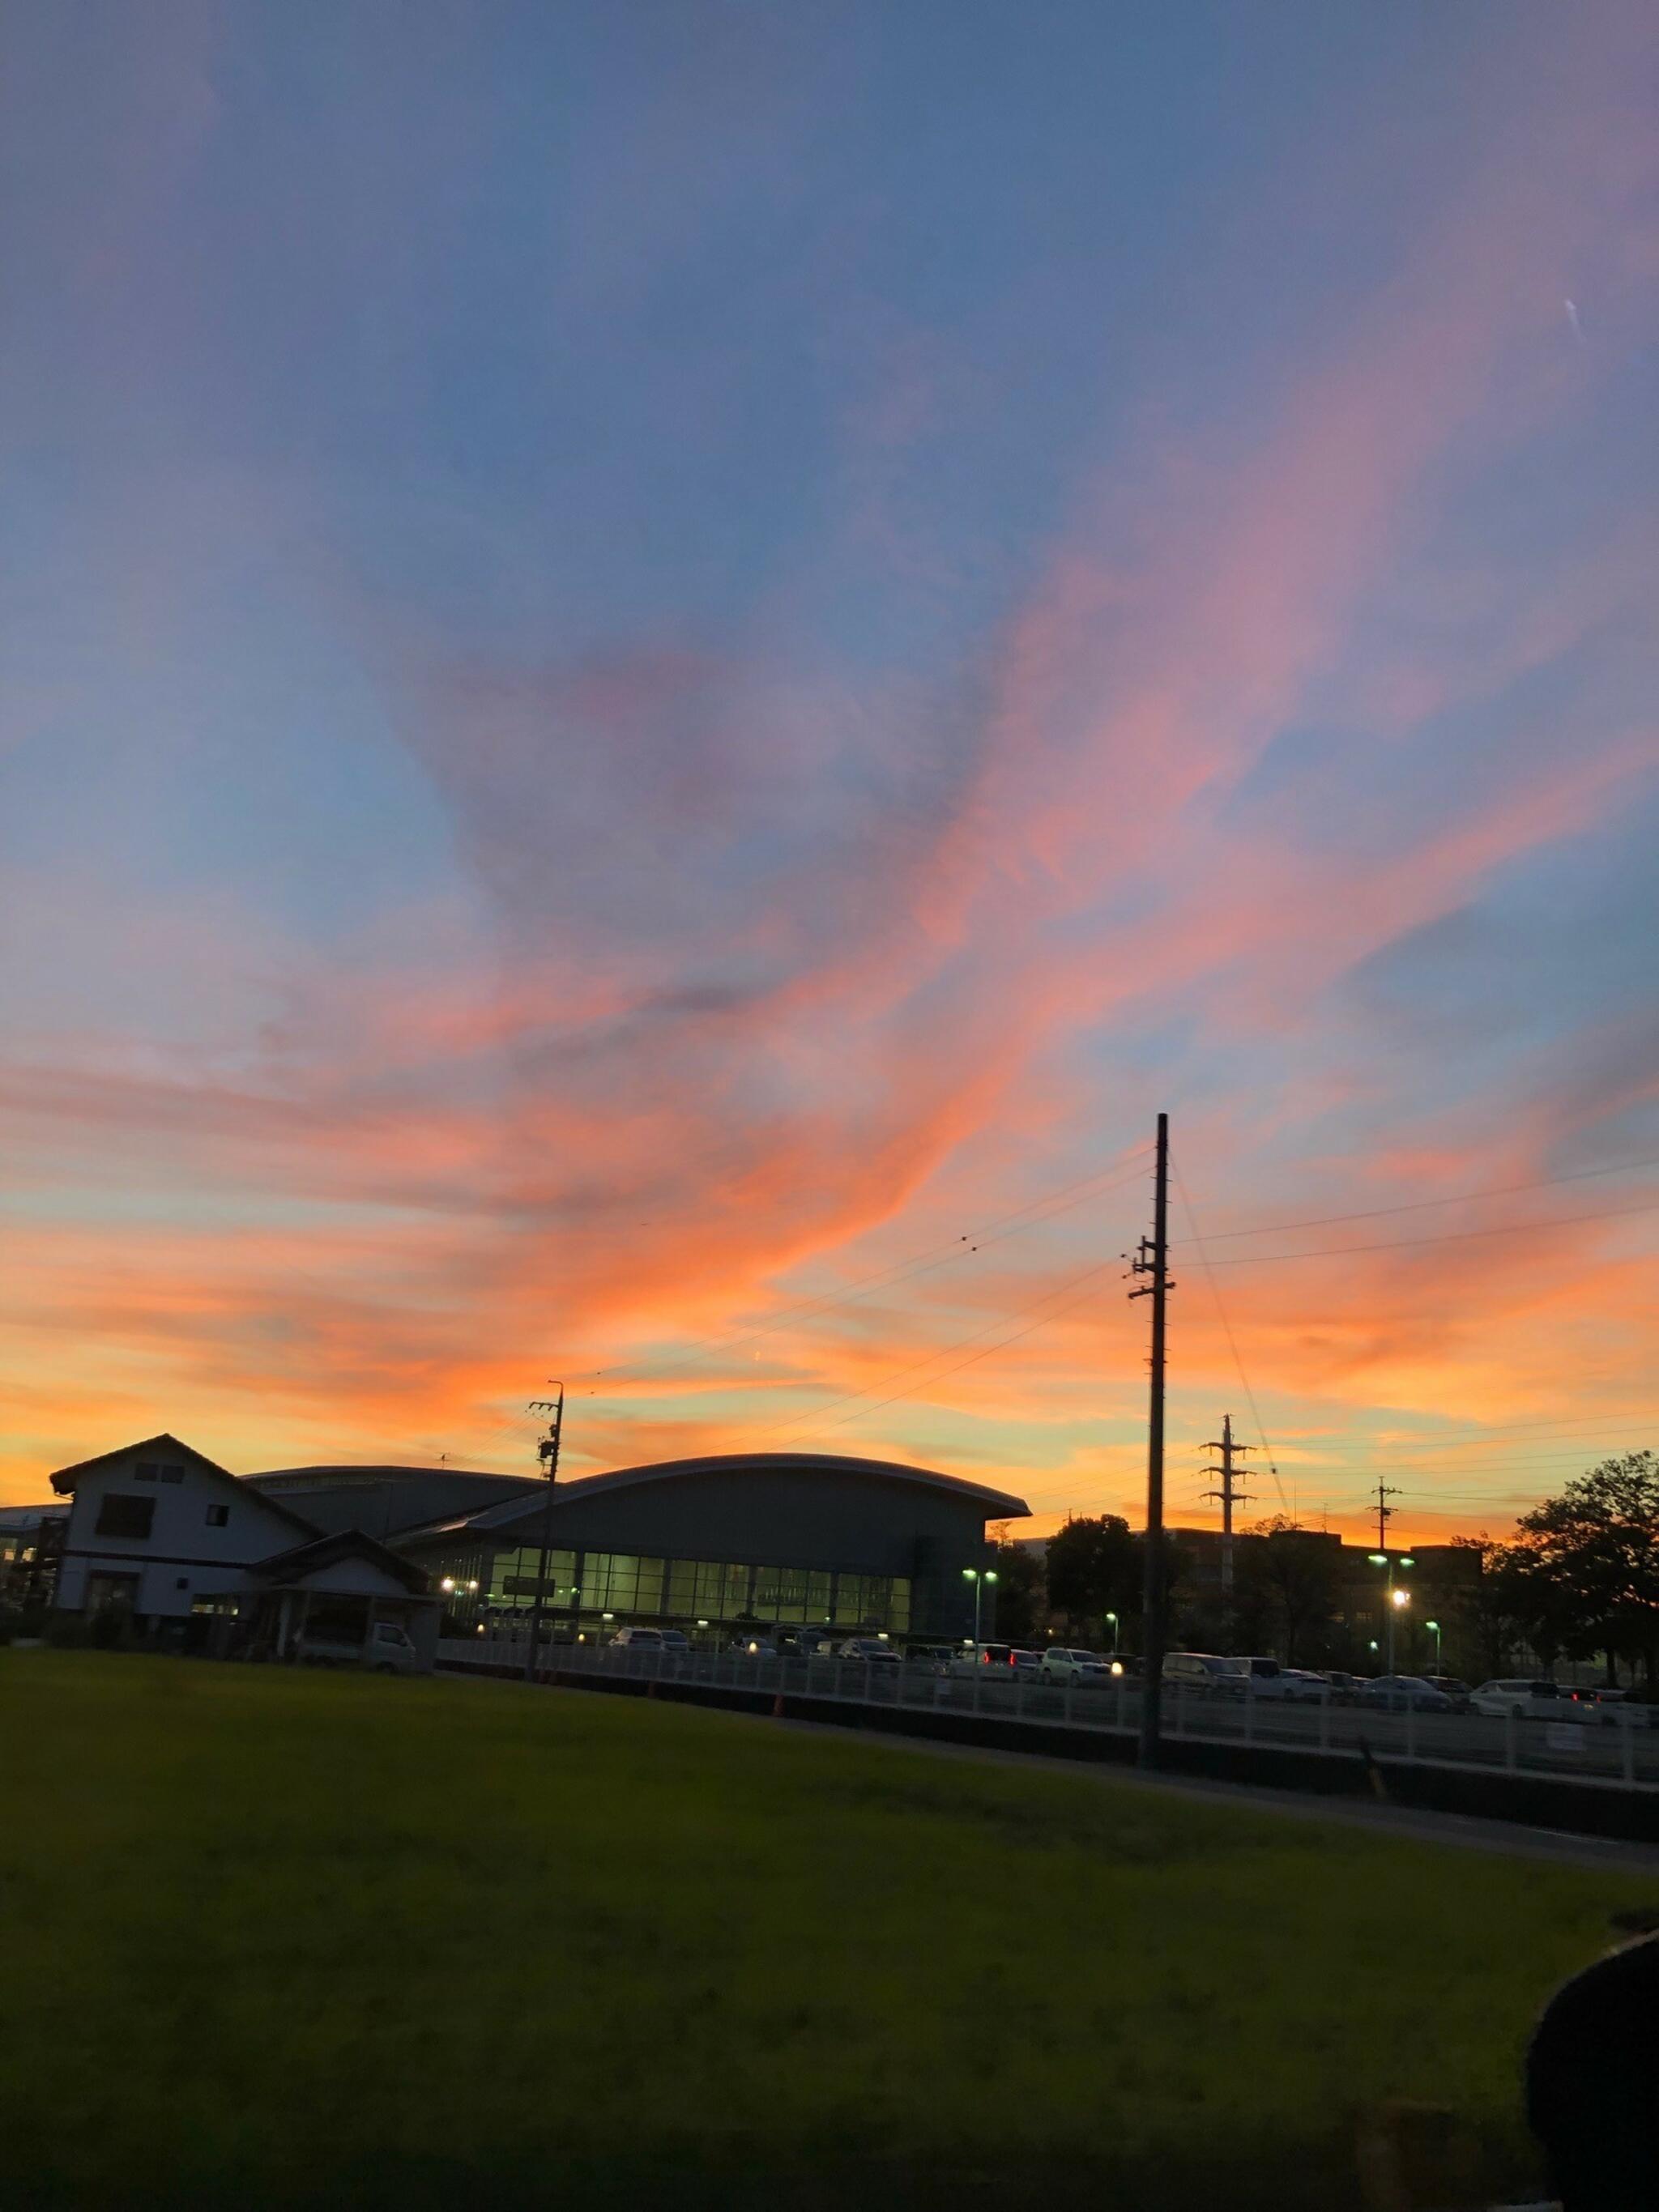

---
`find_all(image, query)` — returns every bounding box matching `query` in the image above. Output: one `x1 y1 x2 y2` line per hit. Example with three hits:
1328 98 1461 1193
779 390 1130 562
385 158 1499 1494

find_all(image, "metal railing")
437 1637 1659 1794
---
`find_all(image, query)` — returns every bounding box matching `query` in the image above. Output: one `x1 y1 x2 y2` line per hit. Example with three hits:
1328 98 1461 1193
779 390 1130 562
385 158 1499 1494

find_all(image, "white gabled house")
51 1434 319 1621
48 1432 438 1665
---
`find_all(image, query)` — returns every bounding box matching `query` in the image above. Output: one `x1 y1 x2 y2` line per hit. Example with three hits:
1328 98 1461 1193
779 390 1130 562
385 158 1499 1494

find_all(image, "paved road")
765 1715 1659 1876
455 1639 1659 1791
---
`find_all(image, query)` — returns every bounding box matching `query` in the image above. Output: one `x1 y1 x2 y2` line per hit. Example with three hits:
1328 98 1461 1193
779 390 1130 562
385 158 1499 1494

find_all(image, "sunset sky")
3 2 1657 1542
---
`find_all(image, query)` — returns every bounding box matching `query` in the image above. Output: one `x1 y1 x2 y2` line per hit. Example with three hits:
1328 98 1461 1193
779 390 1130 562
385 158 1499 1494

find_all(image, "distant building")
249 1450 1031 1645
32 1437 1027 1652
47 1434 439 1663
0 1502 66 1609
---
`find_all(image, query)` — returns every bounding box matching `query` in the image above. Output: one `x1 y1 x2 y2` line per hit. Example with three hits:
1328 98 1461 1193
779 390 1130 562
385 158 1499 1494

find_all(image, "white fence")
438 1637 1659 1794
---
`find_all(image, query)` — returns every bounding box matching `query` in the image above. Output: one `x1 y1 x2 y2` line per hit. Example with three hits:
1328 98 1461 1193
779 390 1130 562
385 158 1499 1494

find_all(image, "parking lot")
443 1636 1659 1792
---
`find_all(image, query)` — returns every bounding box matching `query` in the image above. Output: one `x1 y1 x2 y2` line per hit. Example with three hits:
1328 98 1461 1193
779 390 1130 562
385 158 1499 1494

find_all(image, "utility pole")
1201 1413 1255 1601
1129 1112 1175 1767
1374 1480 1401 1553
522 1384 565 1684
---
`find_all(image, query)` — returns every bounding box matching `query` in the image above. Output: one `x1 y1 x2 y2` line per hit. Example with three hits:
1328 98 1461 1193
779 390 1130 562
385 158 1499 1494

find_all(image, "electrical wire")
1171 1153 1659 1247
576 1146 1153 1391
765 1246 1132 1442
1171 1153 1290 1511
1193 1197 1659 1268
773 1259 1130 1444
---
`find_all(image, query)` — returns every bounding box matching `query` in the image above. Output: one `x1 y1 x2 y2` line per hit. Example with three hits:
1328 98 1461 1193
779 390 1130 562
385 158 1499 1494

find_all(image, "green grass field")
1 1655 1646 2210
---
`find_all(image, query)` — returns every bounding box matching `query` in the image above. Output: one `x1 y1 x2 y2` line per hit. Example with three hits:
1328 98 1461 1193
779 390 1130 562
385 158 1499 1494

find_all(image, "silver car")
1277 1670 1329 1705
1041 1647 1112 1686
1359 1674 1454 1714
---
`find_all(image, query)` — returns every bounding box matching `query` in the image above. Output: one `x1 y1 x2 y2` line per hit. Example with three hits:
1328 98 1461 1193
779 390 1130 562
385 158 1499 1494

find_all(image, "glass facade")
421 1541 911 1639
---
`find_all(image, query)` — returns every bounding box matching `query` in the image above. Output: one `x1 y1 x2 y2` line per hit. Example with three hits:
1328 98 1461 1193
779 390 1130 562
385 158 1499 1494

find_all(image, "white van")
1162 1652 1235 1694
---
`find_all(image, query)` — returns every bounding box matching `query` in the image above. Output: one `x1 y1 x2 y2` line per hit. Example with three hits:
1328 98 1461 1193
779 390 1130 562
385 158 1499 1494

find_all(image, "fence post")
1243 1686 1255 1745
1406 1696 1418 1763
1320 1687 1330 1753
1064 1677 1074 1729
1505 1707 1518 1771
1623 1718 1637 1788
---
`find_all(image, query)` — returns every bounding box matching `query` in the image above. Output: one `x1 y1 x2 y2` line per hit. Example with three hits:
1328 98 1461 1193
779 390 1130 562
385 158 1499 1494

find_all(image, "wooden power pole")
1129 1112 1175 1766
522 1384 565 1682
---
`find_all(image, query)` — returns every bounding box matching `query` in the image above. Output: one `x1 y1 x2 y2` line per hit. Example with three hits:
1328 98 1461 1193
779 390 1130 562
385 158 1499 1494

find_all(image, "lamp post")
1426 1618 1442 1669
962 1566 998 1647
1368 1549 1414 1673
1105 1609 1120 1655
1388 1585 1410 1675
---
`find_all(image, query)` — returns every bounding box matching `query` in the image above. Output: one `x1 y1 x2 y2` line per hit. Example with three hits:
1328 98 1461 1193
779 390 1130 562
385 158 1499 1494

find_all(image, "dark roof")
563 1451 1027 1516
423 1450 1030 1538
0 1502 69 1530
48 1434 318 1532
243 1528 431 1595
245 1464 539 1493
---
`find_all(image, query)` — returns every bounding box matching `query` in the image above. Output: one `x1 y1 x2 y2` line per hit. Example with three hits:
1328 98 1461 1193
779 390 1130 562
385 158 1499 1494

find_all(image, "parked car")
655 1630 691 1660
608 1625 663 1650
902 1643 955 1673
1469 1678 1580 1721
951 1642 1017 1677
1570 1686 1653 1728
839 1636 899 1664
1418 1675 1472 1708
1321 1671 1366 1703
732 1636 778 1660
1358 1674 1455 1713
1277 1670 1329 1704
296 1619 423 1674
1041 1647 1113 1686
1214 1656 1294 1701
1162 1652 1236 1694
1008 1648 1042 1674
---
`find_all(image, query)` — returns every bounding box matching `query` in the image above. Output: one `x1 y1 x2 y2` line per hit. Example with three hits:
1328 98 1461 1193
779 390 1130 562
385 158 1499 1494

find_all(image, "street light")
1105 1609 1120 1654
1388 1585 1410 1673
962 1566 998 1647
1426 1618 1442 1666
1371 1550 1414 1673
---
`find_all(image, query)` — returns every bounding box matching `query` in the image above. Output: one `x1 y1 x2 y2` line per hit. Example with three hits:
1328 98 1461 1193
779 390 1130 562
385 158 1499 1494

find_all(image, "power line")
578 1147 1153 1392
1171 1153 1659 1247
768 1246 1133 1443
1273 1438 1659 1482
1195 1197 1659 1268
1171 1155 1290 1510
1286 1406 1659 1452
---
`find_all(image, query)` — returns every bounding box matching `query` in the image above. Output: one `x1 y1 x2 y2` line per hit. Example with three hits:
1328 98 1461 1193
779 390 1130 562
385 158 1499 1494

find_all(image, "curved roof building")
249 1450 1029 1643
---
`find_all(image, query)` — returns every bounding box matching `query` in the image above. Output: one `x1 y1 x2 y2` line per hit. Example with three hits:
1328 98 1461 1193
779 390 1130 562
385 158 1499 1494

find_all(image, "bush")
0 1605 53 1645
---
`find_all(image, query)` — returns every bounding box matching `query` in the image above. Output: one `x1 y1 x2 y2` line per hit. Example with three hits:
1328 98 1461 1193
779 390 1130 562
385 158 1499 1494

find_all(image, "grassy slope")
1 1656 1646 2210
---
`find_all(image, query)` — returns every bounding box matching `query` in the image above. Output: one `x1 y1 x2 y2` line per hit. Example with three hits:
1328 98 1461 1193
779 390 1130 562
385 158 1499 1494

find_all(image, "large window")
94 1494 155 1541
471 1540 911 1636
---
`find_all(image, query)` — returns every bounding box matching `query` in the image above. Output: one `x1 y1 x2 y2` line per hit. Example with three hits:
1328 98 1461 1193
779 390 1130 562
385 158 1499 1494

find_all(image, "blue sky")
2 0 1656 1534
